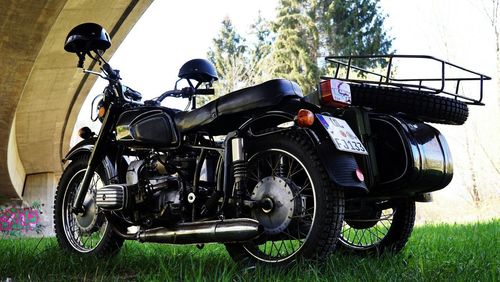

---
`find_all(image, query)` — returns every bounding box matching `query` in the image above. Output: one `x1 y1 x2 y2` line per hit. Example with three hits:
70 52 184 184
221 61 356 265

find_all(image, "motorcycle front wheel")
338 199 415 255
225 131 344 266
54 155 123 256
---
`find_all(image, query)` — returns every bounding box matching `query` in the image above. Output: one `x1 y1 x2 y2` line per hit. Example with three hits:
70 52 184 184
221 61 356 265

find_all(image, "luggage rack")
322 55 491 105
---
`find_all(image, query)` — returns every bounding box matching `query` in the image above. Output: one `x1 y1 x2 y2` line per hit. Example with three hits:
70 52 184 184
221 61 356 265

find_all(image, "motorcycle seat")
174 79 303 133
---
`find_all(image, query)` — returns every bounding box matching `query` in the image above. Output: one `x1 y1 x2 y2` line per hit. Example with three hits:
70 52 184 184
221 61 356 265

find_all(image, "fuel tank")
115 108 179 148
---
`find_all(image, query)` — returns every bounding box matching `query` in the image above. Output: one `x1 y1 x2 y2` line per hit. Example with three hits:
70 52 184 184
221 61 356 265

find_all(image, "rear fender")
236 100 368 193
302 120 368 193
314 137 368 193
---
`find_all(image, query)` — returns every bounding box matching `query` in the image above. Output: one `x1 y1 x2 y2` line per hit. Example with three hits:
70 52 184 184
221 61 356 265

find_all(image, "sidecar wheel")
338 199 415 255
225 132 344 266
54 156 123 256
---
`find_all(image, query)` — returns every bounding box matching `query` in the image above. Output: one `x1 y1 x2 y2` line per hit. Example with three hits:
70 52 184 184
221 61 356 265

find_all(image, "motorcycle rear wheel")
338 199 415 255
54 156 123 256
225 132 344 266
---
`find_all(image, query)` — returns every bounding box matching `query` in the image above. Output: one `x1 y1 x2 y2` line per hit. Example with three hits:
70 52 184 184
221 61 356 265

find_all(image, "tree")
480 0 500 110
246 12 274 85
207 15 275 98
271 0 320 94
270 0 392 94
314 0 392 59
207 17 248 96
208 0 393 96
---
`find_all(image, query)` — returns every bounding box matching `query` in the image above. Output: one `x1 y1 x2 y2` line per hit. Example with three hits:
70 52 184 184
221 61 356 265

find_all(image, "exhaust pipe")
138 218 263 244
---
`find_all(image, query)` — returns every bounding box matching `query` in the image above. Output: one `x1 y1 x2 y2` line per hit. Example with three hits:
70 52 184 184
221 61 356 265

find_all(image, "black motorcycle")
54 23 489 265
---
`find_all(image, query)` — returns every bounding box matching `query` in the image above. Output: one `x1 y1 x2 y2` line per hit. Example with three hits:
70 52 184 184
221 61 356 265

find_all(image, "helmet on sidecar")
178 59 219 83
64 23 111 54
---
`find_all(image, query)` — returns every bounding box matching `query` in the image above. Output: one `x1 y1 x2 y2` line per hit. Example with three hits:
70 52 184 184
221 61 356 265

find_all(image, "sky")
73 0 498 142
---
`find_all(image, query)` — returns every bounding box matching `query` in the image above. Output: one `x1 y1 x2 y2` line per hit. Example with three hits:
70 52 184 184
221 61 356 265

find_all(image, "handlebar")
102 63 120 80
148 87 215 105
195 89 215 95
89 61 215 107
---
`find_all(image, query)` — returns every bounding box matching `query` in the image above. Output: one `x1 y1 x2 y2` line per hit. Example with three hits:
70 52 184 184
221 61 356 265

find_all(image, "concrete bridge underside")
0 0 152 221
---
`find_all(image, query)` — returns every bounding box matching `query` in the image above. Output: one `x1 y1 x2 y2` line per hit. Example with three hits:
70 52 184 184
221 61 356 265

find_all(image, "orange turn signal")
296 109 315 127
98 106 106 118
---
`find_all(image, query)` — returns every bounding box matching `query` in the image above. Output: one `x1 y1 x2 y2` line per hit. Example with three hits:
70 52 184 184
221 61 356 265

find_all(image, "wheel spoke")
241 148 325 263
61 169 108 253
289 166 305 178
291 183 311 201
340 206 399 248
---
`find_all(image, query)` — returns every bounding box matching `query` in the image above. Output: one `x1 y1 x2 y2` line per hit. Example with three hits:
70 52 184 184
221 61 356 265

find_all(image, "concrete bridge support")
0 0 152 236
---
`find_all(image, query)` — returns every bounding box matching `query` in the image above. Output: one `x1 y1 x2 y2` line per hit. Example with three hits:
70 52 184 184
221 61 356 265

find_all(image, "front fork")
71 104 116 214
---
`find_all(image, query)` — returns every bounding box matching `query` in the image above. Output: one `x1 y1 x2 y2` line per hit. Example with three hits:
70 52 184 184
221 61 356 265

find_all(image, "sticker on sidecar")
316 114 368 155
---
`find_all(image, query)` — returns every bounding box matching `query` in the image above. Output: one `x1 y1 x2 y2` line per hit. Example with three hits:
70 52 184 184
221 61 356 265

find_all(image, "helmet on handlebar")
64 23 111 54
178 59 218 83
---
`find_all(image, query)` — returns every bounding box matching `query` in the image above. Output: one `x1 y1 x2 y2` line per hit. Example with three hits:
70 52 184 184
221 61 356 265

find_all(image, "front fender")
62 137 97 163
62 137 121 183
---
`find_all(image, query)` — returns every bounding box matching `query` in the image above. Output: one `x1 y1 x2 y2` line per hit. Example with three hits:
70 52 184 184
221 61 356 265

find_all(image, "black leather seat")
174 79 303 133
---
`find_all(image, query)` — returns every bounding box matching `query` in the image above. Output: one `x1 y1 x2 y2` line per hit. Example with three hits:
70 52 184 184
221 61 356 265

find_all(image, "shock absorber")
231 137 246 216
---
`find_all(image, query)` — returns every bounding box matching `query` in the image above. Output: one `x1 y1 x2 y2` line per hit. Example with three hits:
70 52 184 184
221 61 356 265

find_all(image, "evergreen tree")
207 0 392 96
314 0 392 63
207 17 248 96
247 12 274 85
271 0 319 94
208 14 275 97
270 0 392 92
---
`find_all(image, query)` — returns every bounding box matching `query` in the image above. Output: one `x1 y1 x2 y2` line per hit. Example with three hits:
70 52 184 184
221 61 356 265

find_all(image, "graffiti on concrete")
0 201 45 237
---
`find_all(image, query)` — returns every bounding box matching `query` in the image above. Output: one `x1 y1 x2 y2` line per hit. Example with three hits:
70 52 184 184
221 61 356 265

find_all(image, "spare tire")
350 84 469 125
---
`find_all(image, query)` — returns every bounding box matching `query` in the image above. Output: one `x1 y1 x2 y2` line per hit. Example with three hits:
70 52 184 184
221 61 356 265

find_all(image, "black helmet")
64 23 111 54
178 59 218 83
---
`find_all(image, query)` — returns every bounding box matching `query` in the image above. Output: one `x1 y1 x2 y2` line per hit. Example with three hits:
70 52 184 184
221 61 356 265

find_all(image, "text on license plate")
316 114 368 155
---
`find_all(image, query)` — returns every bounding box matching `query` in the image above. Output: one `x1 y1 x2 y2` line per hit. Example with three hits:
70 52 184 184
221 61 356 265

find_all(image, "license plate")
316 114 368 155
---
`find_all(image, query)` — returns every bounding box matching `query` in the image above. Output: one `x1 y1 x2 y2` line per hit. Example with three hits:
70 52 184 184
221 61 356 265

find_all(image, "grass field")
0 220 498 281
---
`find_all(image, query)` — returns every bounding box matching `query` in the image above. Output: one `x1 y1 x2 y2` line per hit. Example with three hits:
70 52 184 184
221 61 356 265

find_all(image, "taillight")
319 79 352 108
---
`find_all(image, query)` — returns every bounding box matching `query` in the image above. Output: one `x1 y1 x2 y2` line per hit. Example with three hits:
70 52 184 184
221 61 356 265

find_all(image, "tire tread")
350 84 469 125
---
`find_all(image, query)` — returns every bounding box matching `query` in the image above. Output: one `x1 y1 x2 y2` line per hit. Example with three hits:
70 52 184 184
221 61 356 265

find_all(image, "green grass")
0 220 498 281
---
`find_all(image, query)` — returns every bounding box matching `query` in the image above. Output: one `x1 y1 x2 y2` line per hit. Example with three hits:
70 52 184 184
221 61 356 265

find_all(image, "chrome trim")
116 125 133 141
231 138 245 162
96 184 127 210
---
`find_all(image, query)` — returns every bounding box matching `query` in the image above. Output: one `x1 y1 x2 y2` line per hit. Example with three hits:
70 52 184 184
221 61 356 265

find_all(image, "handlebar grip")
125 88 142 101
195 89 215 95
181 87 195 98
103 63 119 79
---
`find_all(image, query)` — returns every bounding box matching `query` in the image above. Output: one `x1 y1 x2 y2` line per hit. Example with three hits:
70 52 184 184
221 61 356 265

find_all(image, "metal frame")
323 55 491 105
